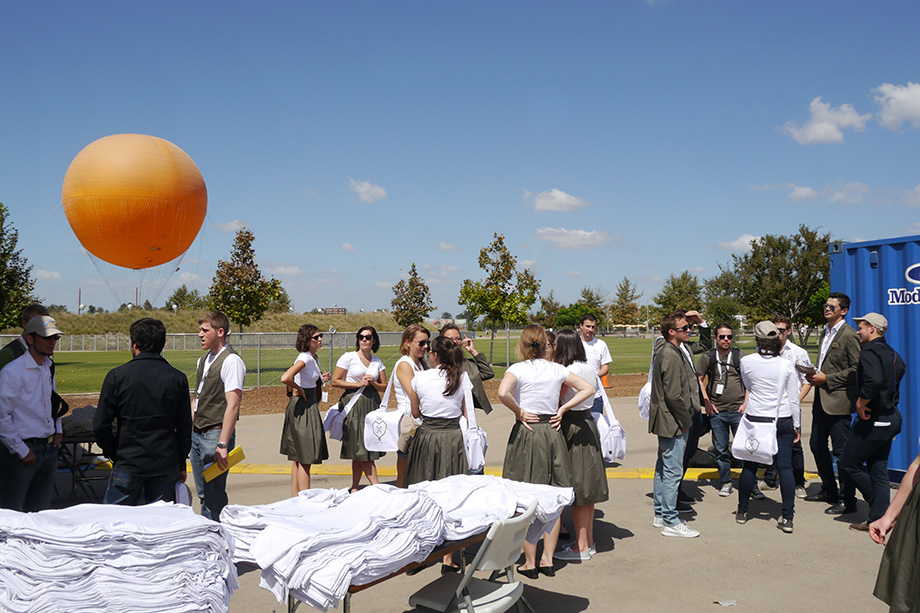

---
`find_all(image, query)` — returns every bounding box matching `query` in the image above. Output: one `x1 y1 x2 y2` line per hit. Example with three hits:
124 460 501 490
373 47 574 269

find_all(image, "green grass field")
54 334 820 395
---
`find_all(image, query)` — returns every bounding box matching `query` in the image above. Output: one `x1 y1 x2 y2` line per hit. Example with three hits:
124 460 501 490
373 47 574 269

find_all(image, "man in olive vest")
189 311 245 521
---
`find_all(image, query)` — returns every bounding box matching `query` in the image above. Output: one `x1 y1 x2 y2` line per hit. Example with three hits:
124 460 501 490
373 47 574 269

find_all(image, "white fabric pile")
409 475 575 543
222 485 445 611
0 502 238 613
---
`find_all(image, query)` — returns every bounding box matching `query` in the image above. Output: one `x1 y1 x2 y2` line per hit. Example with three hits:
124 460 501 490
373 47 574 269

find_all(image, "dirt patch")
63 374 647 416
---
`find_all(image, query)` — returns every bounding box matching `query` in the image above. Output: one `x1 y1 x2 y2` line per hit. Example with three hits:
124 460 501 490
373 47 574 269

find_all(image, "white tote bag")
324 361 381 441
460 382 487 471
364 409 403 452
593 374 626 462
730 362 783 465
637 339 656 420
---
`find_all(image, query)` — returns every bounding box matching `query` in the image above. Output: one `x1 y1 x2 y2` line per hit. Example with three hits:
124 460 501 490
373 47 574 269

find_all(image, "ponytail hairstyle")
517 324 547 361
553 328 587 367
430 335 464 396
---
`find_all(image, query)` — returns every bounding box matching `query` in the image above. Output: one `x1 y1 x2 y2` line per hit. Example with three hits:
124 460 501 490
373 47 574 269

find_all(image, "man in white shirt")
0 304 49 370
0 316 64 511
189 311 246 521
579 313 611 414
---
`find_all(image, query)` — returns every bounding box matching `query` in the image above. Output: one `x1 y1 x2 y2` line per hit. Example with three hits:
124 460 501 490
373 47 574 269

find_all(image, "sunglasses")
823 304 838 311
672 325 691 332
358 334 374 341
311 334 323 340
775 328 789 333
718 334 733 340
416 340 430 347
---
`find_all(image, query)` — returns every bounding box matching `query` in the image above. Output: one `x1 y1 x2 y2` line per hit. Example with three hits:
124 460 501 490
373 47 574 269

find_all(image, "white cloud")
535 227 615 250
34 269 61 281
904 185 920 207
825 182 870 205
873 82 920 131
533 189 591 212
564 270 582 277
349 178 387 202
522 189 533 199
214 219 246 232
520 259 536 268
373 281 391 289
438 241 460 252
717 234 760 252
689 265 706 274
786 183 819 201
907 222 920 233
440 265 461 273
341 243 357 251
176 272 204 284
782 96 871 144
264 264 303 276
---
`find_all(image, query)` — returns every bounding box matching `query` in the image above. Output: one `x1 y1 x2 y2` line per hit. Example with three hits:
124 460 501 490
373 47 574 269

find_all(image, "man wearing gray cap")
0 316 64 511
840 313 906 532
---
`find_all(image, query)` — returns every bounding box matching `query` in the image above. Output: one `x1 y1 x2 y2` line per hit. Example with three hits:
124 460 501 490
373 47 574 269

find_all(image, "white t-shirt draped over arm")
506 359 569 416
393 355 422 414
562 361 598 412
740 353 801 429
335 351 385 383
293 352 321 389
411 369 470 419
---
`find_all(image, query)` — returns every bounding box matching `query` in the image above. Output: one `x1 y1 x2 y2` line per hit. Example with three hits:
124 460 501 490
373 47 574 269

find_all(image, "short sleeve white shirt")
562 361 598 412
335 351 385 383
293 352 321 389
740 353 801 429
412 369 470 419
198 346 246 393
505 359 568 416
393 355 423 414
582 338 611 398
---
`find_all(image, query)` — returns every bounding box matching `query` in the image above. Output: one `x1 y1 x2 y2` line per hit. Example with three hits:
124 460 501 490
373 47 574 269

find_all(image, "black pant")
739 417 796 519
680 410 703 492
840 413 900 522
763 438 805 487
809 396 855 505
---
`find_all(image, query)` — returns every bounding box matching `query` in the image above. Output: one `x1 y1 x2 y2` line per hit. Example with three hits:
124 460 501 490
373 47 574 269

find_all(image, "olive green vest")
193 346 239 430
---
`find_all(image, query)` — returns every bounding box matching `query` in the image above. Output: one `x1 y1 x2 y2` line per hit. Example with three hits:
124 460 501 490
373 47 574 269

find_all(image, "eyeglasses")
416 340 429 347
823 304 838 311
718 334 733 340
311 334 323 340
672 325 691 332
358 334 374 341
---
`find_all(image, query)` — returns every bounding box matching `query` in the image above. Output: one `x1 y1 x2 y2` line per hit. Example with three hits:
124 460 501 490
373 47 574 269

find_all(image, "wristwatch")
216 442 228 449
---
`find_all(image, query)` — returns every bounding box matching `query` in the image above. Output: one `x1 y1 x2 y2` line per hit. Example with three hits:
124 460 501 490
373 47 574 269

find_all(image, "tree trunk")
489 327 496 365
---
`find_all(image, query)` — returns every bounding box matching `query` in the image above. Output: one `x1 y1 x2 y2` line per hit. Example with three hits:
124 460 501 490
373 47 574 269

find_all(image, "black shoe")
825 502 857 515
441 564 461 575
676 501 694 514
804 490 838 503
538 565 555 577
517 566 539 579
677 492 698 505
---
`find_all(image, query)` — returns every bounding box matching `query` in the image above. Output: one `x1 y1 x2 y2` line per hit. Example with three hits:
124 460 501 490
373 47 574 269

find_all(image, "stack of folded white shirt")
0 502 238 613
409 474 575 542
223 485 445 611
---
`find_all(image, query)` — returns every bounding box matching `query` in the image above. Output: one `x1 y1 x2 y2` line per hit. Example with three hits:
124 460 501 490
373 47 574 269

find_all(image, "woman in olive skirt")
331 326 388 492
280 324 330 496
552 329 609 562
498 324 595 579
871 447 920 612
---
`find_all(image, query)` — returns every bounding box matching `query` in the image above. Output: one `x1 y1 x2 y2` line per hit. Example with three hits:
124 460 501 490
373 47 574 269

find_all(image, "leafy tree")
47 304 70 314
731 225 829 331
441 311 453 320
390 263 435 327
0 203 36 329
142 299 154 311
652 270 703 323
209 227 283 328
610 277 643 327
267 285 293 313
555 302 594 329
578 285 610 326
536 290 563 329
458 233 541 362
799 281 830 345
702 266 745 328
164 284 208 310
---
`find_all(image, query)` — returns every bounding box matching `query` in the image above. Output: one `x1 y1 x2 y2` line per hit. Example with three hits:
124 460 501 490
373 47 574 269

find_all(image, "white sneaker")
719 483 733 497
652 516 663 528
795 486 807 499
661 523 700 538
553 546 592 562
560 540 597 556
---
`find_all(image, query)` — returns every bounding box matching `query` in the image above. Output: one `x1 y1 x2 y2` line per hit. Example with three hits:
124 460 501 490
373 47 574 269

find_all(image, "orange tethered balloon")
62 134 207 270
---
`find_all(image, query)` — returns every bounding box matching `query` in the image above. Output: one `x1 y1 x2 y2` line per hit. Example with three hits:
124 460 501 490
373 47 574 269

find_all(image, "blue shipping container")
830 234 920 476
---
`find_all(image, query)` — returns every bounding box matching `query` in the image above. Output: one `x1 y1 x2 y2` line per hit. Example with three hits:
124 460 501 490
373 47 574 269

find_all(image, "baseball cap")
853 312 888 334
754 321 779 339
23 316 64 337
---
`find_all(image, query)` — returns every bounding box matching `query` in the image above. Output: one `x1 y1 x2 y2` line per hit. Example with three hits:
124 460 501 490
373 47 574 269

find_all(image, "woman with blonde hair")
393 324 430 487
499 324 595 579
331 326 388 492
279 324 330 496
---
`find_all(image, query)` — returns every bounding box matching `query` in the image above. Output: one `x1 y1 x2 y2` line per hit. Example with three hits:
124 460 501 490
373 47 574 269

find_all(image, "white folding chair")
409 499 538 613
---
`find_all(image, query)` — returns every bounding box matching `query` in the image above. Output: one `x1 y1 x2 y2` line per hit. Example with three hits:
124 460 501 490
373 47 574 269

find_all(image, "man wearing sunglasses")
804 292 861 515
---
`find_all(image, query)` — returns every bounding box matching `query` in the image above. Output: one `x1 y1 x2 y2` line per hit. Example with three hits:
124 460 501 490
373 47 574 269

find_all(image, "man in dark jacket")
93 318 192 505
841 313 906 531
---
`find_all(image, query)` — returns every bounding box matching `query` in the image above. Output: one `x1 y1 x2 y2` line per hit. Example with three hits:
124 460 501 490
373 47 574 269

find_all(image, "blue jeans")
710 410 742 484
190 429 235 521
0 440 58 512
653 431 689 526
103 466 178 506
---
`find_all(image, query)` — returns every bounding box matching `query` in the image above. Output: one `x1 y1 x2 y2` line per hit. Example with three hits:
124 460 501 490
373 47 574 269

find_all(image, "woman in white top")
331 326 388 492
499 324 595 579
280 324 330 496
405 336 470 487
552 329 609 562
393 324 430 487
736 321 801 532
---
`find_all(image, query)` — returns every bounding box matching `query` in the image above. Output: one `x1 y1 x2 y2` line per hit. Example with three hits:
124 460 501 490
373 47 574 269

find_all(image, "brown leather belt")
193 424 222 435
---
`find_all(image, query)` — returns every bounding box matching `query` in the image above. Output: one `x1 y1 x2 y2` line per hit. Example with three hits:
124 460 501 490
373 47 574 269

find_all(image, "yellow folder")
202 446 245 482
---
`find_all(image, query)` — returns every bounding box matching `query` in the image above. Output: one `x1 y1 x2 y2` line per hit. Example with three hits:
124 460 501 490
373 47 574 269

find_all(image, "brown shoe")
849 522 870 532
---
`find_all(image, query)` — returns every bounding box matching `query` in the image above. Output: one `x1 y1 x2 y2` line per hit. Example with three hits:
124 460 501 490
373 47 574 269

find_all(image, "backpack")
704 347 745 396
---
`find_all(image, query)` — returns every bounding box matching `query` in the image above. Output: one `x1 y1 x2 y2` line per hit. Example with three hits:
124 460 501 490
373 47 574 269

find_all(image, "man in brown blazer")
805 292 861 514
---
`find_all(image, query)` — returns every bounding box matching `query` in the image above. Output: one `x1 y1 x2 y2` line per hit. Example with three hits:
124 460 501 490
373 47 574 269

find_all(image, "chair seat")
409 574 524 613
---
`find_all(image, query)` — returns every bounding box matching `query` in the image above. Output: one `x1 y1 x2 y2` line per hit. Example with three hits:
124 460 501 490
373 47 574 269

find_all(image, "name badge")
715 383 724 396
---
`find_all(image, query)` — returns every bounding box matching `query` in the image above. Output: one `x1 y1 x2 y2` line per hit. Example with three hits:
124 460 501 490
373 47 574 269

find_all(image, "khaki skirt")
279 389 329 464
339 388 384 462
502 415 572 488
560 410 609 505
404 417 468 486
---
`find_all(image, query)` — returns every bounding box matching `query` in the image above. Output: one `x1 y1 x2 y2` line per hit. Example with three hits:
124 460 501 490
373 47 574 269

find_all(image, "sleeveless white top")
393 355 423 415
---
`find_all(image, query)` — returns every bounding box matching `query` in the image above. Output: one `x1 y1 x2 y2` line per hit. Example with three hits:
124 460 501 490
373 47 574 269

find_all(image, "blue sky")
3 1 920 316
